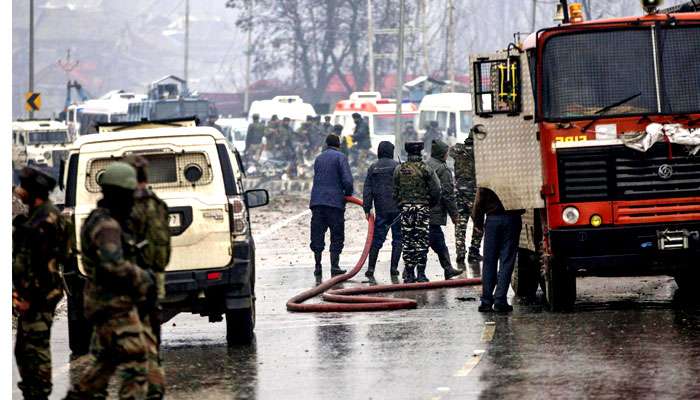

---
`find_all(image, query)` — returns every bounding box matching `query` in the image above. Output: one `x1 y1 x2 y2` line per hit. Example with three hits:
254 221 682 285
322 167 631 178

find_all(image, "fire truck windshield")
541 25 700 120
373 114 415 136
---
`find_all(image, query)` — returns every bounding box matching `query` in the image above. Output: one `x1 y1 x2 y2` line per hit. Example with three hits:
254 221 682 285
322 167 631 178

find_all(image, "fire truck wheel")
512 248 539 298
673 270 699 302
543 252 576 312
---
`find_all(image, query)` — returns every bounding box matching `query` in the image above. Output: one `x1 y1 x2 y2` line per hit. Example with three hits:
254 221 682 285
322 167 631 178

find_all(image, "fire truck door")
471 52 544 211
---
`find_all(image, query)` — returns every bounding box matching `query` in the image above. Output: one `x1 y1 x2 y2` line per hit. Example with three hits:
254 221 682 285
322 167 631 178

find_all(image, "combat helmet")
98 162 137 190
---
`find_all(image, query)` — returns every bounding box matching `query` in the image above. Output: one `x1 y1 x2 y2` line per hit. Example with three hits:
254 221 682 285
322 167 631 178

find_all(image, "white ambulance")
331 92 418 152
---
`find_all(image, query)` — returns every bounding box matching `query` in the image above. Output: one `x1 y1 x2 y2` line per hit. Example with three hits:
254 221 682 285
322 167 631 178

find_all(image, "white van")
417 93 473 145
332 92 418 152
215 117 249 153
60 120 268 352
12 119 70 176
247 95 316 129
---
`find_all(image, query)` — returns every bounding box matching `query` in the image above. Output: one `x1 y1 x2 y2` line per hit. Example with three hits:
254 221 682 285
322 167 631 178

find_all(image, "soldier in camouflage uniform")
65 162 155 400
449 132 484 265
13 167 69 400
392 142 441 283
245 114 265 169
126 156 171 400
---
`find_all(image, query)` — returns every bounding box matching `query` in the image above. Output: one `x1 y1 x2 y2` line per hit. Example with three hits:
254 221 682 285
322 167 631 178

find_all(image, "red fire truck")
470 3 700 310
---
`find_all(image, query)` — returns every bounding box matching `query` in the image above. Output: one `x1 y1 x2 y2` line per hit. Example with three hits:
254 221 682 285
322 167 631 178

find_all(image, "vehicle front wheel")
543 251 576 312
512 248 539 298
226 301 255 346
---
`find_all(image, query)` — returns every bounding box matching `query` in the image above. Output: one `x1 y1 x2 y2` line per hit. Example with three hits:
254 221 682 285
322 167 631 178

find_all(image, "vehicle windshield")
373 114 415 136
28 130 68 144
459 111 472 133
77 111 109 136
541 25 700 120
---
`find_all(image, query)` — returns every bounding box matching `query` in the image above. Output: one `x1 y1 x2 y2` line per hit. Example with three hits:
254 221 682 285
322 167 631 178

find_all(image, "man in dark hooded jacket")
425 140 463 281
309 134 354 277
362 141 401 279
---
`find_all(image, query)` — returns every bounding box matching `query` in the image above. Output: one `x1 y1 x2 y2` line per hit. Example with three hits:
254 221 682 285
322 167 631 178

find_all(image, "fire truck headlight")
562 207 580 225
590 214 602 227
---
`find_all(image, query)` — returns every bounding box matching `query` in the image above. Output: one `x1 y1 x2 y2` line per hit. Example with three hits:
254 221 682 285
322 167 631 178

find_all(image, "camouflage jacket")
128 188 171 299
246 121 265 146
81 207 152 320
128 188 171 273
12 201 68 309
449 141 476 190
392 155 441 206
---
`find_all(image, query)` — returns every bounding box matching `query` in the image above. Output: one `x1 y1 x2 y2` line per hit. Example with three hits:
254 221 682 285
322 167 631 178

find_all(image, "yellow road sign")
25 92 41 112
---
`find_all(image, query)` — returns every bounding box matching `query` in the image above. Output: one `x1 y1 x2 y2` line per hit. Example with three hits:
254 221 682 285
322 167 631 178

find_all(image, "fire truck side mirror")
472 124 487 140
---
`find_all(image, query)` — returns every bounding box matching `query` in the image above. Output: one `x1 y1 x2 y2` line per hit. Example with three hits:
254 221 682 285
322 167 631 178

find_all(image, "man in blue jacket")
362 141 402 279
309 134 354 277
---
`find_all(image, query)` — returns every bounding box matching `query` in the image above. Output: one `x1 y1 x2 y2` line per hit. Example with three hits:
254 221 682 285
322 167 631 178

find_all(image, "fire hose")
286 196 482 312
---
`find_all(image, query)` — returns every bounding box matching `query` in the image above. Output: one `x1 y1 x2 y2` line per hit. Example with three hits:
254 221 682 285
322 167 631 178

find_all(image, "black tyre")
674 270 699 302
67 290 91 355
226 301 255 346
512 248 539 298
543 250 576 312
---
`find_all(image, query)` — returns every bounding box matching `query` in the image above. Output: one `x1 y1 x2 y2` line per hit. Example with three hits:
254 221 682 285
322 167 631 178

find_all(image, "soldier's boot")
365 248 379 278
330 253 346 276
439 251 463 280
389 246 401 276
314 252 323 277
456 254 467 271
416 264 430 283
468 246 483 263
403 267 416 284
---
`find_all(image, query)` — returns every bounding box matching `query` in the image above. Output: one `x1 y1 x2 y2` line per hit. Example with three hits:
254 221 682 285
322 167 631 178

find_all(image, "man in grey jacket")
425 140 463 281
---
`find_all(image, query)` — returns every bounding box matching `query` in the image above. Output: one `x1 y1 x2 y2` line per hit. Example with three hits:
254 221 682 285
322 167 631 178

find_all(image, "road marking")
453 350 485 377
481 321 496 342
256 209 311 240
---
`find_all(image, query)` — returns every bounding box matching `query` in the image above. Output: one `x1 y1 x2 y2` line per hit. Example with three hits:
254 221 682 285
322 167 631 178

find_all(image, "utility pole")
367 0 375 91
394 0 406 145
184 0 190 86
244 0 253 115
29 0 35 119
446 0 455 92
421 0 429 76
531 0 537 32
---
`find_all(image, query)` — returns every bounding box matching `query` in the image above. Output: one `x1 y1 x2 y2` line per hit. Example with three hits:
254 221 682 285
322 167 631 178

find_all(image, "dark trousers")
481 214 522 306
371 211 402 251
428 224 450 256
310 206 345 254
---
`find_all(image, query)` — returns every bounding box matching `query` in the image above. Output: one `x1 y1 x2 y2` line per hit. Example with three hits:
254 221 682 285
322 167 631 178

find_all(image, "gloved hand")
138 270 158 318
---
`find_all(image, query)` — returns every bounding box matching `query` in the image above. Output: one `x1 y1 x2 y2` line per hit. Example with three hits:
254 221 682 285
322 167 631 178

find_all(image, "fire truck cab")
470 7 700 310
332 92 418 152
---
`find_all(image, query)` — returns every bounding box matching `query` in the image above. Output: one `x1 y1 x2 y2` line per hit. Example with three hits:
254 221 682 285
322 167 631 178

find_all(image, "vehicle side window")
419 111 434 129
216 143 237 196
436 111 448 130
448 112 457 136
65 154 79 207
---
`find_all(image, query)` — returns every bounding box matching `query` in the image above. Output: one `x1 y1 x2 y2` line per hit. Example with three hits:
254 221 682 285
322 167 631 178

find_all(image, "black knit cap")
404 141 424 155
19 166 56 194
326 134 341 148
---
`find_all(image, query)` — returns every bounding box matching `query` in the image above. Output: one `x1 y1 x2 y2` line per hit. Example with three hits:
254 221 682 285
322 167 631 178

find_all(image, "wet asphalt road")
12 195 700 399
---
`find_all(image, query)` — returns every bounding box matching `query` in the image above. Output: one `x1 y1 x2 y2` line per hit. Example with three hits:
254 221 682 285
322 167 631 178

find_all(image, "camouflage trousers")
142 312 165 400
455 188 483 260
400 204 430 274
15 308 56 400
65 309 148 400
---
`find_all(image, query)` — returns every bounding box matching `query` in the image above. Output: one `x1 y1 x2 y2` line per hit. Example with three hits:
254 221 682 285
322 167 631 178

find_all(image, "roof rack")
97 116 199 133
